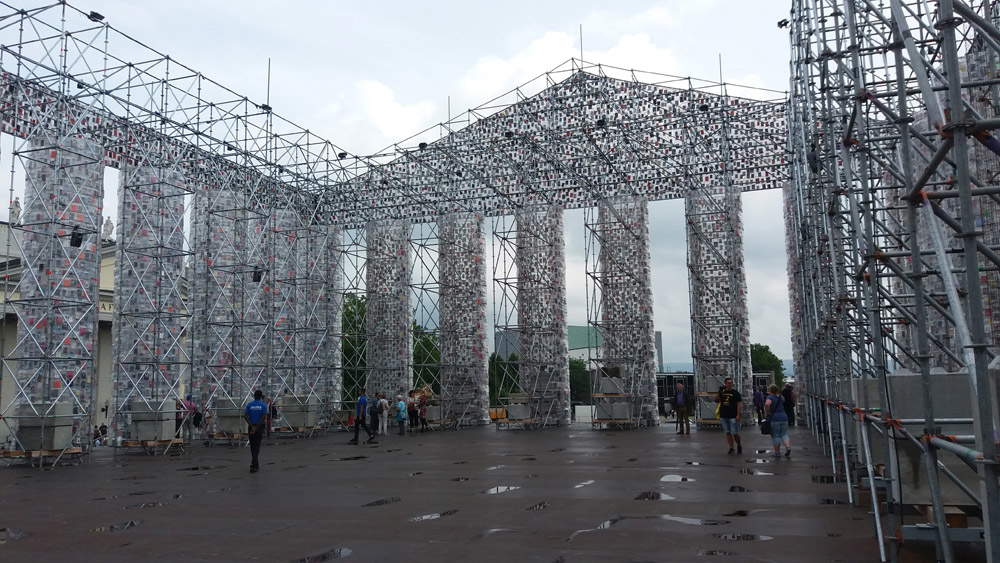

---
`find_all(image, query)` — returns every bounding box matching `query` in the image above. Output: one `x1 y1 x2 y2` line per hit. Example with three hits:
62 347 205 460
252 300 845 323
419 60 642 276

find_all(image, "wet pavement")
0 425 887 562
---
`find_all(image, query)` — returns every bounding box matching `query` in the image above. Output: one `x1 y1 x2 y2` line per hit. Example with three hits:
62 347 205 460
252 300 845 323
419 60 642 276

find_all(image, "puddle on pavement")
699 550 737 556
526 501 549 511
284 465 307 471
206 488 233 494
660 474 695 482
172 494 183 500
549 448 565 453
522 457 536 461
634 491 675 501
627 457 638 462
828 532 843 538
408 509 458 522
115 476 154 481
820 498 848 505
712 533 774 542
478 528 516 538
484 486 521 495
486 465 505 471
335 456 367 461
0 527 28 543
92 520 142 533
453 461 468 465
177 465 227 471
524 473 539 478
729 486 752 493
738 468 774 476
574 480 595 489
363 496 401 507
409 472 423 476
290 546 353 562
385 449 402 453
122 502 162 510
568 514 730 542
450 477 469 482
126 491 155 497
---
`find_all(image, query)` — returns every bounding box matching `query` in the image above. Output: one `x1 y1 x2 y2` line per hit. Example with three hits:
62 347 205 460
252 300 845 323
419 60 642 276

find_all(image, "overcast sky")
9 0 795 360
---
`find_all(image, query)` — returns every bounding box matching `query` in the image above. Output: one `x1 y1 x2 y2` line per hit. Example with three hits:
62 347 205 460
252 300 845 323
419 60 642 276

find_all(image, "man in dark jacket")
781 383 796 426
672 382 694 435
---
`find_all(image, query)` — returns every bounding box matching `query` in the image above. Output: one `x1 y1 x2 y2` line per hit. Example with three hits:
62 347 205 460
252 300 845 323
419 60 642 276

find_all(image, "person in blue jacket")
244 390 269 473
349 388 378 445
395 395 408 436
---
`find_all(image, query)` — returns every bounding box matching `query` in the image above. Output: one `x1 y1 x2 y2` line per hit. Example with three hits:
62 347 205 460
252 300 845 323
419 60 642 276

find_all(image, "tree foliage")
569 357 590 403
750 343 785 388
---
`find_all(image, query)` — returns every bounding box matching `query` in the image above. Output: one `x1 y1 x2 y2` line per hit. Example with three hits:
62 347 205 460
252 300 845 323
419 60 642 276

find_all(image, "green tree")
750 343 785 388
488 352 521 405
412 323 440 394
341 293 367 402
569 357 590 403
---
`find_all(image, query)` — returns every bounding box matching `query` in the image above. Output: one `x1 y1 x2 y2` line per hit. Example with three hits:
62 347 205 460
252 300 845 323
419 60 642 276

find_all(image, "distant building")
494 325 662 369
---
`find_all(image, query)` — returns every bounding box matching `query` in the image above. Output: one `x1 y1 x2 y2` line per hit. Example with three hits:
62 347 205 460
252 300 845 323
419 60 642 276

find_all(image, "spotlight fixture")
777 19 790 28
337 152 348 159
259 103 272 112
69 226 83 248
418 142 427 150
87 11 105 22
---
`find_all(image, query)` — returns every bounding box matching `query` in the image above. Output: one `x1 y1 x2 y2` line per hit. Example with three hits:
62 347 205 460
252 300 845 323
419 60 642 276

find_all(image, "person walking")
765 384 791 458
244 390 269 473
781 383 796 427
407 391 419 432
752 387 765 423
716 377 743 455
377 393 390 435
182 395 198 442
418 391 429 432
395 395 407 436
671 382 693 435
349 389 378 445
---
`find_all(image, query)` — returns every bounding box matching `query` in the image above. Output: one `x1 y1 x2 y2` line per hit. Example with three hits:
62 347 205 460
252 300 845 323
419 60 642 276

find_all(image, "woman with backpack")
765 384 791 458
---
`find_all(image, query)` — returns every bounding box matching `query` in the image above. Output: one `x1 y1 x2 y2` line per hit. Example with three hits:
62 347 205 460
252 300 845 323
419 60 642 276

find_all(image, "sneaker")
727 448 734 455
250 467 258 473
737 445 743 455
785 449 791 458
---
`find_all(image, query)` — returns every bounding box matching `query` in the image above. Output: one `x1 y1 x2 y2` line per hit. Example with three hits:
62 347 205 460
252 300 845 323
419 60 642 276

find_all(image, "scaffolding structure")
0 1 790 463
787 0 1000 560
585 196 658 429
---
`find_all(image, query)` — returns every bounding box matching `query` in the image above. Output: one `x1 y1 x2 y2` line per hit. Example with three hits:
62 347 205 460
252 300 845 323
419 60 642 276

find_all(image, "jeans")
248 423 265 469
353 416 375 442
675 406 690 434
379 413 388 435
397 420 406 435
770 420 789 445
720 417 740 434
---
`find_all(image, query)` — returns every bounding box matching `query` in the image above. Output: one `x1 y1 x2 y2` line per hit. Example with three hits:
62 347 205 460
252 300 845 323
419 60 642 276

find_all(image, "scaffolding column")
365 218 412 398
0 135 103 460
439 211 489 427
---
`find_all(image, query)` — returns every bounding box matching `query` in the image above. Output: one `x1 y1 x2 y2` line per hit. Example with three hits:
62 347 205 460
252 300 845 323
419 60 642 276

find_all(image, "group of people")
349 387 433 446
669 378 797 458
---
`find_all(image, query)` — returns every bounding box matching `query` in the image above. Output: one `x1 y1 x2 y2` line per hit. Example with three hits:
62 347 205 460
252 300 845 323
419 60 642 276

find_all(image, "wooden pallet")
2 447 83 458
121 439 183 447
919 505 969 529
